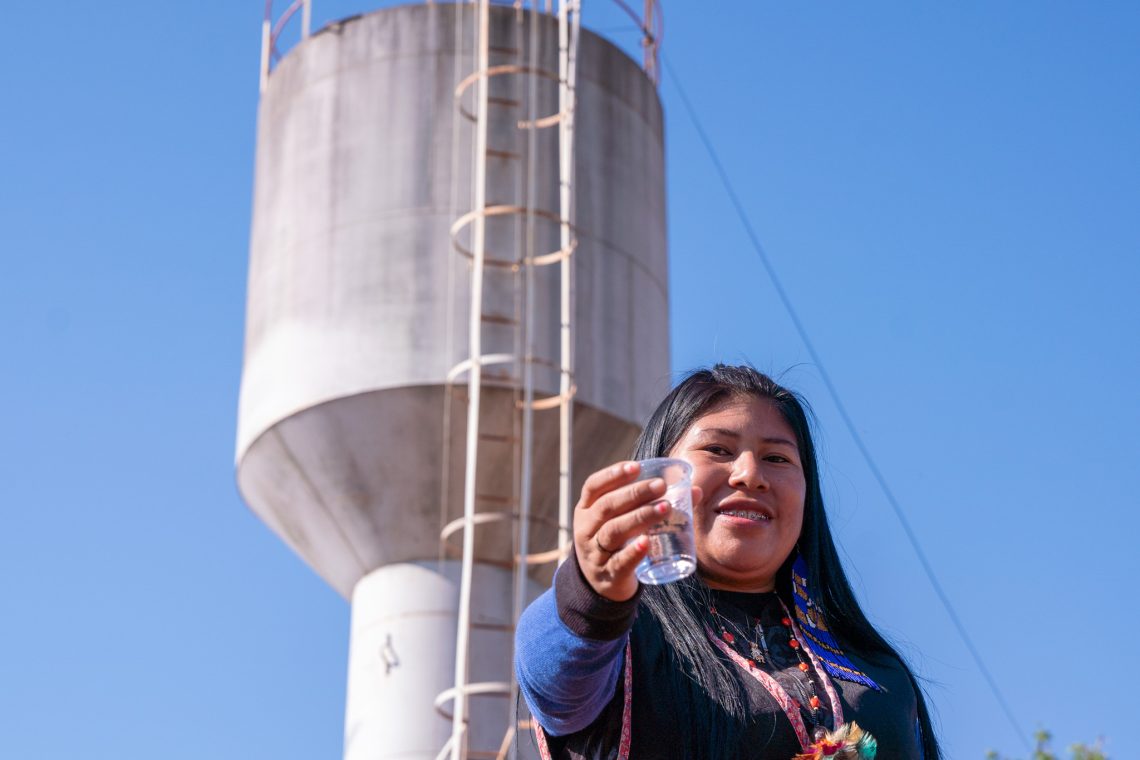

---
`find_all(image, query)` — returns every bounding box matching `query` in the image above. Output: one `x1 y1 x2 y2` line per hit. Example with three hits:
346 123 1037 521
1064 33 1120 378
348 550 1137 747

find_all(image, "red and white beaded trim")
533 640 633 760
704 623 815 750
703 609 846 753
781 599 845 728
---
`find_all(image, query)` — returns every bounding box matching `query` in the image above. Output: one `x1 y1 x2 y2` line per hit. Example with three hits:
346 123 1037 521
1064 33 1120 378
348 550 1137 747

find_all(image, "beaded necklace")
703 594 845 750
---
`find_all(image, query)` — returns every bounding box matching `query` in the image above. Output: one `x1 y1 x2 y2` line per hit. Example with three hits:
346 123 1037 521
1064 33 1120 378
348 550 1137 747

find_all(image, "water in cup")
635 458 697 585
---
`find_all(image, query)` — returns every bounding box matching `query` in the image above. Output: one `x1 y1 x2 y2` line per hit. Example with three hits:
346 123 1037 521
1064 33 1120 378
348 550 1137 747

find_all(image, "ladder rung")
476 493 514 505
488 46 519 55
488 96 520 108
480 372 520 384
481 312 519 326
478 433 519 443
470 621 515 632
486 148 520 160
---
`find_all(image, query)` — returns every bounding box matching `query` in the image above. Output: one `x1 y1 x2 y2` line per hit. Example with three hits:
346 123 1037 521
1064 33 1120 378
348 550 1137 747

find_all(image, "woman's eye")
765 455 790 463
703 445 732 456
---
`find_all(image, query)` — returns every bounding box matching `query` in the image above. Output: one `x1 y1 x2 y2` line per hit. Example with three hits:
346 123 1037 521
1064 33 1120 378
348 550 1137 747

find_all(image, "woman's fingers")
581 476 667 532
590 484 705 559
602 535 650 579
584 534 649 602
592 500 670 555
576 461 640 510
571 460 690 602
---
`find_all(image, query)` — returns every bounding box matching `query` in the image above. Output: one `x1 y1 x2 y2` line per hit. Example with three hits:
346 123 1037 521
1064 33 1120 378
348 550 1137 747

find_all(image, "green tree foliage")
986 729 1107 760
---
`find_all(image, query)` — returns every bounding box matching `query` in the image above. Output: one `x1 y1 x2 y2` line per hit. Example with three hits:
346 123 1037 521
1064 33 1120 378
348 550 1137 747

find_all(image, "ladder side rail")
451 2 494 758
440 0 474 566
508 3 544 757
555 0 581 561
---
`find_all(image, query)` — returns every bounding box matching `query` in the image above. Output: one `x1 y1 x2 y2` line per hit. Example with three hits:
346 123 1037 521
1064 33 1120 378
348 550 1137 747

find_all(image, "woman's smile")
713 496 774 524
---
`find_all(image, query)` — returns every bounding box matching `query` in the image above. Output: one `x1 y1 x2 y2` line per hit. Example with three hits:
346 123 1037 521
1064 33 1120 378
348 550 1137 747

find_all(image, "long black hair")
634 364 941 758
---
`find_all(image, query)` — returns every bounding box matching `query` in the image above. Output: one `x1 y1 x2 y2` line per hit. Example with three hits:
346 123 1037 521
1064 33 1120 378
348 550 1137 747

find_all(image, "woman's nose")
728 454 769 491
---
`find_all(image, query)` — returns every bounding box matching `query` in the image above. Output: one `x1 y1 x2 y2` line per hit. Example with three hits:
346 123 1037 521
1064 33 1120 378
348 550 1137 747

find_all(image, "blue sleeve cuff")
554 550 641 640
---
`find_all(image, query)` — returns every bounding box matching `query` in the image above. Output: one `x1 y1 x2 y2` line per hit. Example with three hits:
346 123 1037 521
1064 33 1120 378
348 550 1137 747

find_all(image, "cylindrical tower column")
345 562 543 760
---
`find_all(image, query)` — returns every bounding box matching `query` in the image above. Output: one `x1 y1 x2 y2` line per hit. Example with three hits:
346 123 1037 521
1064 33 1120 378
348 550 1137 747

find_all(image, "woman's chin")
696 561 780 593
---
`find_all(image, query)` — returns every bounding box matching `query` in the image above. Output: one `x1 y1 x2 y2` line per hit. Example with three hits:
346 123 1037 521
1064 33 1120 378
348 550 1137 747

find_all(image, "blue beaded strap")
792 556 882 691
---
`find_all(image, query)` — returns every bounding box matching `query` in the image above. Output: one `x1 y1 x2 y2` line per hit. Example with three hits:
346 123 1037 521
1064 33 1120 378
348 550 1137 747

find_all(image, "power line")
661 55 1032 754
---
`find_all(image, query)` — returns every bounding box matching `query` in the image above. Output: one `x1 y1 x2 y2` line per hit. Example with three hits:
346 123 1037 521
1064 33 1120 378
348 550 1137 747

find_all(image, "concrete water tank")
236 3 667 757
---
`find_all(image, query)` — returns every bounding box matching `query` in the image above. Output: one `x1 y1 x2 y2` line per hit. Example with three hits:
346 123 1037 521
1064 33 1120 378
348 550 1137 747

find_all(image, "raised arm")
514 552 637 735
516 461 689 735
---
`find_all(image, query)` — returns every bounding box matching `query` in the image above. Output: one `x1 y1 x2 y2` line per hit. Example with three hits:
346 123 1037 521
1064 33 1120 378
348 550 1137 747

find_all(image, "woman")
515 365 940 759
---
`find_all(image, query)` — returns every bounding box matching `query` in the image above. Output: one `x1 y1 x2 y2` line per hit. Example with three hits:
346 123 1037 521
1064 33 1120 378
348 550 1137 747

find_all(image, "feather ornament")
792 721 878 760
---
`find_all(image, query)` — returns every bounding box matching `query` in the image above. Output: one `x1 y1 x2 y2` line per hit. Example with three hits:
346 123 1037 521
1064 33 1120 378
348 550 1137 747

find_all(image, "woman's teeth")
721 510 769 521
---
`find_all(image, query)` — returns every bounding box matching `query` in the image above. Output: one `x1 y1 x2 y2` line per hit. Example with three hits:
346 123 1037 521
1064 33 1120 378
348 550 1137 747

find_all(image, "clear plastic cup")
633 457 697 585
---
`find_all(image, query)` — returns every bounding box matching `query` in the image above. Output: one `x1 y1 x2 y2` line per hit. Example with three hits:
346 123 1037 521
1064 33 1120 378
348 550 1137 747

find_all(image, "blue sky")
2 2 1137 758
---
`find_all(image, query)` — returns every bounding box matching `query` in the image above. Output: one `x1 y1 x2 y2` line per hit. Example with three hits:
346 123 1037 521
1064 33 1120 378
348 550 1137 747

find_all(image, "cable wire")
662 55 1032 754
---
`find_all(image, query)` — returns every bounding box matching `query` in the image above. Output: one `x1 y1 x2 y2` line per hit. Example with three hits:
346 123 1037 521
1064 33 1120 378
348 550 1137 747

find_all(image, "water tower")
235 2 667 757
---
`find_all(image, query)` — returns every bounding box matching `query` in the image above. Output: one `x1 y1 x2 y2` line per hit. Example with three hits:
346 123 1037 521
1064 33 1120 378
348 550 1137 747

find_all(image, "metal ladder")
437 2 581 759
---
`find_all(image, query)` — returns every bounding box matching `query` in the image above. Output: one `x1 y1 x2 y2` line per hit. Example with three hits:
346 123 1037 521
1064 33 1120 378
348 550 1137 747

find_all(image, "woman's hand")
573 461 702 602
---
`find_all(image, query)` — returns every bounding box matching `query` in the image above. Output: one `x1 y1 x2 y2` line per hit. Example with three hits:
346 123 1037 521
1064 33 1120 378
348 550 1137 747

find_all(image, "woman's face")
669 395 806 592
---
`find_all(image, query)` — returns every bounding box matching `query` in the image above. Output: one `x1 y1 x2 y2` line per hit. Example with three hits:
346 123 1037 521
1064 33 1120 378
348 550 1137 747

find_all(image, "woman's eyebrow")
692 428 796 448
692 427 739 440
